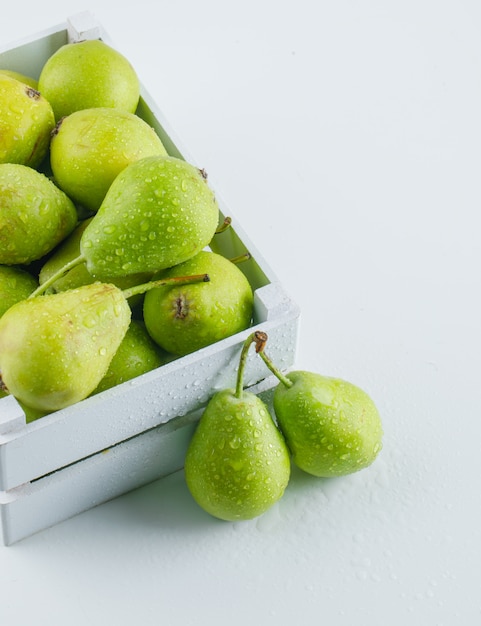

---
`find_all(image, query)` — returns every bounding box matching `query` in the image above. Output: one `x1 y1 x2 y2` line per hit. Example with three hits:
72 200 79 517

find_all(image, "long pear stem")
234 330 268 399
257 342 294 389
121 273 210 300
29 254 86 298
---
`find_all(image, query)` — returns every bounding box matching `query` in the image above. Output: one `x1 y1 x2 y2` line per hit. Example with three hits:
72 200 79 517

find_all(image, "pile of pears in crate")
0 37 383 522
0 38 252 417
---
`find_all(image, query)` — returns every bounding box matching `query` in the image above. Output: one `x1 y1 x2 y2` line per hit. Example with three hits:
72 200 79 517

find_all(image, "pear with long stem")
30 155 220 296
184 331 291 521
257 340 383 478
0 273 209 412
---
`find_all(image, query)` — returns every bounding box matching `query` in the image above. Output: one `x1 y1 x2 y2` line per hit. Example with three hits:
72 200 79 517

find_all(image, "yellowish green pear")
38 39 140 120
0 163 78 265
32 156 219 291
0 73 55 167
259 348 383 477
0 273 209 411
50 108 168 212
184 332 291 521
143 250 253 355
79 155 220 279
0 282 132 411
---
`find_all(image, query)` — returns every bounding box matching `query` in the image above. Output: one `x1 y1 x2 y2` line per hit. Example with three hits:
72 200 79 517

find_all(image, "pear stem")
229 252 251 265
235 330 268 399
257 344 294 389
215 216 232 234
29 254 86 298
121 273 210 300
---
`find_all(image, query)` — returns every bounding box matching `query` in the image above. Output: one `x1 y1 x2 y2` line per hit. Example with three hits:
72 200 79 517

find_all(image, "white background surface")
1 1 480 624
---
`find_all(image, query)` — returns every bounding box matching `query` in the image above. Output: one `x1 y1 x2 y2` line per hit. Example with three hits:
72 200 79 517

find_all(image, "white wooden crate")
0 12 300 545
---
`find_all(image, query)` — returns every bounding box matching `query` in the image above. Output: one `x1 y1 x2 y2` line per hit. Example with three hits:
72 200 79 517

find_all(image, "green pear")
143 250 253 355
0 74 55 167
0 265 38 317
38 218 153 309
0 163 78 265
0 273 209 411
184 333 291 521
50 108 168 212
38 39 140 120
78 155 220 279
0 282 132 411
92 319 172 395
259 351 383 477
0 69 38 89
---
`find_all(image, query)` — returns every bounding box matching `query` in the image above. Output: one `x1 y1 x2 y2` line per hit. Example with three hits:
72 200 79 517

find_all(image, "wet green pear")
38 39 140 120
50 108 168 212
0 73 55 167
184 333 291 521
0 282 132 411
0 265 38 318
0 273 209 411
260 354 383 477
143 250 253 356
79 155 220 279
0 163 78 265
92 319 172 395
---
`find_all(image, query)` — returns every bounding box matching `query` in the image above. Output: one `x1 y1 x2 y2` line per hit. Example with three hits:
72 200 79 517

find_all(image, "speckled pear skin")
0 265 38 318
143 250 254 356
0 163 78 265
50 108 168 212
0 74 55 167
273 372 383 477
80 155 220 279
37 39 140 121
184 389 291 521
0 283 131 412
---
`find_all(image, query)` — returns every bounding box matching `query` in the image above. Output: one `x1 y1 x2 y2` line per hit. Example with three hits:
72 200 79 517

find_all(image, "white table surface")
1 2 480 624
